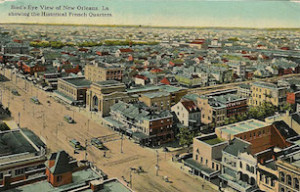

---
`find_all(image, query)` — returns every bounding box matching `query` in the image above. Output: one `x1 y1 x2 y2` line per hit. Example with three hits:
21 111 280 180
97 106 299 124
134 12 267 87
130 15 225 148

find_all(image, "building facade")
84 62 124 82
139 91 171 111
55 76 91 105
249 81 287 107
86 80 136 117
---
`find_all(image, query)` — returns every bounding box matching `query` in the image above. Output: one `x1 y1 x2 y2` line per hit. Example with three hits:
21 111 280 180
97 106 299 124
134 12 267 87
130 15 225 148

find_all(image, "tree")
0 123 9 131
177 127 195 147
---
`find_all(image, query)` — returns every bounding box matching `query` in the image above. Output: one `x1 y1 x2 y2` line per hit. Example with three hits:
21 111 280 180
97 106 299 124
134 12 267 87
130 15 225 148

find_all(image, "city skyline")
0 0 300 28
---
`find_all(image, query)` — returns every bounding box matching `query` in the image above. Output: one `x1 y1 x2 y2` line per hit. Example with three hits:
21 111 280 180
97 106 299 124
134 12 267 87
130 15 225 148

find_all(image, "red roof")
135 75 148 80
119 48 133 53
160 77 171 85
150 68 163 73
181 100 200 113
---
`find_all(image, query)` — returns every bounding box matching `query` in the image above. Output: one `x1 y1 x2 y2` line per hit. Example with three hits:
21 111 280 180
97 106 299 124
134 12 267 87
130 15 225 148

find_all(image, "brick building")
105 101 174 146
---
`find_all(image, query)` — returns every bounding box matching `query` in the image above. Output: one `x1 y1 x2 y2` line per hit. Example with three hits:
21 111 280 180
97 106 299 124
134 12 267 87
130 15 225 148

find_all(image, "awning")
132 132 149 141
184 158 219 178
103 117 124 129
53 91 74 105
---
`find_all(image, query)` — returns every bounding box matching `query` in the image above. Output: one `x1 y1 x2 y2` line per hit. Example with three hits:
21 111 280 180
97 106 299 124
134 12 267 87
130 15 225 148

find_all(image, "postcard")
0 0 300 192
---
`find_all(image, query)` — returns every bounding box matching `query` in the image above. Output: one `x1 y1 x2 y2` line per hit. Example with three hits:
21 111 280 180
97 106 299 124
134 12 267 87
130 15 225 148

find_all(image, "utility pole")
120 133 124 153
84 139 88 161
18 112 20 127
130 168 133 188
155 150 159 176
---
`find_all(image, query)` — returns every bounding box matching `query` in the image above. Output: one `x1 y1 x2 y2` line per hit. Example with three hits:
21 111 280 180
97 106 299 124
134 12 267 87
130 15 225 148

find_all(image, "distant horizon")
2 22 300 31
1 0 300 28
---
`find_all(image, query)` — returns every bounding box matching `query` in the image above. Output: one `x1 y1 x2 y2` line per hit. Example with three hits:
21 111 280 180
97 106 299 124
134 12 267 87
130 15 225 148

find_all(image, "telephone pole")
155 150 159 176
120 133 124 153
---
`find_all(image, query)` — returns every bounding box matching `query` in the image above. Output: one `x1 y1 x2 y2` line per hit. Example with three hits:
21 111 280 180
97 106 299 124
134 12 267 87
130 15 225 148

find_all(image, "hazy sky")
0 0 300 28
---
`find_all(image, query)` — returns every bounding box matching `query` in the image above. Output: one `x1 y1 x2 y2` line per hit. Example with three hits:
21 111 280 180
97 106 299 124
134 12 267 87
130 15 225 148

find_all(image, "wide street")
0 69 218 192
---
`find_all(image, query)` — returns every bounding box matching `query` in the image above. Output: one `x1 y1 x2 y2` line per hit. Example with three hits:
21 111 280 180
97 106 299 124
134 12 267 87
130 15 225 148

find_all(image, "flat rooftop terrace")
7 169 101 192
216 119 270 136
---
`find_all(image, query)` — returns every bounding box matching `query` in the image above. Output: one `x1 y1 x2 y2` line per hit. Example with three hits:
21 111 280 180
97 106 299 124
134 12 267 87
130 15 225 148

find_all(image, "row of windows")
260 173 275 187
195 155 219 171
279 172 299 190
239 128 270 140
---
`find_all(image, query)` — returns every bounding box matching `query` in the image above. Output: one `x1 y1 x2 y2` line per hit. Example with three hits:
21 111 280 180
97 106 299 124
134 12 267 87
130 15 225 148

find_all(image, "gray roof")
63 78 91 87
223 138 251 156
49 150 72 175
110 101 172 121
0 129 41 157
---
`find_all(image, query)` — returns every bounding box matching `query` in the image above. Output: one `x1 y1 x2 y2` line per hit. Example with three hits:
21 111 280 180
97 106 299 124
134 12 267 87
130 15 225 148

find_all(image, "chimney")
90 180 104 191
3 174 12 187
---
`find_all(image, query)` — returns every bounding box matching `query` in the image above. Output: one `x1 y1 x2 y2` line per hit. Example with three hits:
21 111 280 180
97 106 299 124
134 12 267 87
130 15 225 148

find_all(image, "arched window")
280 187 285 192
279 172 285 182
286 175 292 186
294 178 299 190
250 166 255 174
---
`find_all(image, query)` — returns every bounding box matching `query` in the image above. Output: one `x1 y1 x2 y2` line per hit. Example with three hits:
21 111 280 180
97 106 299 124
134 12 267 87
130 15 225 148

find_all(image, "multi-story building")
84 62 124 82
249 81 287 107
139 91 170 111
1 43 29 54
171 100 201 130
277 150 300 192
220 138 258 192
106 101 174 146
213 94 248 117
55 76 91 105
86 80 136 117
197 96 227 128
237 84 252 99
184 134 227 181
257 161 278 192
0 128 47 189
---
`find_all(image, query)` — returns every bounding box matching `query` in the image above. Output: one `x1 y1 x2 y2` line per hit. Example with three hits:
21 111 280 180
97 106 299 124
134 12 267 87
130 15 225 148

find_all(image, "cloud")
0 0 16 3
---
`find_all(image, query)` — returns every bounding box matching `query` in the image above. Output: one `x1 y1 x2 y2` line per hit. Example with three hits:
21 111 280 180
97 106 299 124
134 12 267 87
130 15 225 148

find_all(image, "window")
205 159 208 165
280 187 285 192
212 162 215 169
240 162 243 168
201 157 203 163
279 172 285 182
287 175 292 186
246 164 250 171
294 178 299 190
195 155 198 161
57 175 62 182
216 164 219 170
0 172 3 179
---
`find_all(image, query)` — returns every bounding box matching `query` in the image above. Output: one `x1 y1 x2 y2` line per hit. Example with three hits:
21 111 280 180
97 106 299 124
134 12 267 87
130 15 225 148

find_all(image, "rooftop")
252 81 286 90
141 91 170 99
0 128 43 157
216 119 270 137
7 169 101 192
62 77 91 87
94 80 124 87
